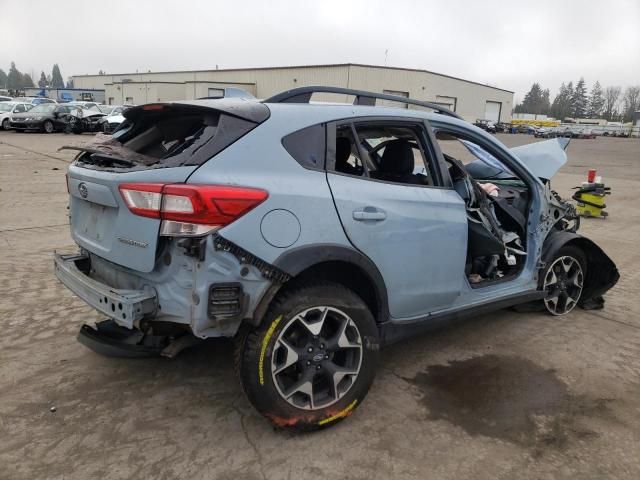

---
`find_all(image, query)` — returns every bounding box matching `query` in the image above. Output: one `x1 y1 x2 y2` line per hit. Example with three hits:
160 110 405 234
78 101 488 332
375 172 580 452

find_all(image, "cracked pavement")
1 132 639 479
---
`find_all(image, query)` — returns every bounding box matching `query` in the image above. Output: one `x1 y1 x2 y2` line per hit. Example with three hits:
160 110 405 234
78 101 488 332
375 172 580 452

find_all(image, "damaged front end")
506 137 619 309
537 175 618 310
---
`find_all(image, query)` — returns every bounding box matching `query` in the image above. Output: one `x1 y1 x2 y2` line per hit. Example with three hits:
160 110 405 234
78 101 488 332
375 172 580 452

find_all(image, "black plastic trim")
541 230 619 304
380 290 545 346
265 86 463 120
273 243 389 320
213 234 291 283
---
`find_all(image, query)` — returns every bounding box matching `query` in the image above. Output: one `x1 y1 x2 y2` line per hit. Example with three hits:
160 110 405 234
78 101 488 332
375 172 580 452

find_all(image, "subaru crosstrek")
55 86 618 431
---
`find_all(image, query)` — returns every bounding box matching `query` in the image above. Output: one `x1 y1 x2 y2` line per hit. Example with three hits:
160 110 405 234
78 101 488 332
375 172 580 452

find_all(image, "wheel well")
252 260 385 326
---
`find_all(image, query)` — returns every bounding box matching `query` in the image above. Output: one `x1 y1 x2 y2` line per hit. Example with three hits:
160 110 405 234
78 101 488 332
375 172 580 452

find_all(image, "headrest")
379 139 414 175
336 137 351 166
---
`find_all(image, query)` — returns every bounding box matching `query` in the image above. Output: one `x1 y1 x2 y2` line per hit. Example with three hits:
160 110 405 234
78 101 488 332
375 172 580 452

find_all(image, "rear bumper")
54 253 157 328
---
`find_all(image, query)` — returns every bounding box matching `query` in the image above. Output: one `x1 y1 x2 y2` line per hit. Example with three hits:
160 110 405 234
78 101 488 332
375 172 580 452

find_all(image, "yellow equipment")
572 182 610 218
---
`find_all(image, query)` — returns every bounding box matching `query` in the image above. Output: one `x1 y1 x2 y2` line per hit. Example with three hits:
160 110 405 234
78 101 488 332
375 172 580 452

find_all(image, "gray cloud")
1 0 638 101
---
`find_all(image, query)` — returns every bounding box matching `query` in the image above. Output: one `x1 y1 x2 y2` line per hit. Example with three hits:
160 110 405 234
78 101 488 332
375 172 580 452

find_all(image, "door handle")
353 207 386 221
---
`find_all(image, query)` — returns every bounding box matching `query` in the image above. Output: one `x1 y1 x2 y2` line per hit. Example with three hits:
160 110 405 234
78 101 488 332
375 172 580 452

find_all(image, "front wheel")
236 283 380 432
542 246 586 315
1 118 9 130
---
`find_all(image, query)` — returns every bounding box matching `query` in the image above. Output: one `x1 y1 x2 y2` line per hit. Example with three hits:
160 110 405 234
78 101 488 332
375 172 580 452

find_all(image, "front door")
326 119 468 319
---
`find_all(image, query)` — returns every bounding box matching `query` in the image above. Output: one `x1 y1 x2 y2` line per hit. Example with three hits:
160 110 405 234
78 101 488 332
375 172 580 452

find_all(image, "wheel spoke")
326 317 361 350
283 373 315 409
545 268 558 286
546 293 559 312
297 307 329 336
569 269 583 288
325 362 359 399
273 337 299 375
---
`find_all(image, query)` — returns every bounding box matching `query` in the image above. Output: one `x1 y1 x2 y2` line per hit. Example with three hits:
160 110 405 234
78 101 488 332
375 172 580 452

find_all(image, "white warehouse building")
72 63 513 122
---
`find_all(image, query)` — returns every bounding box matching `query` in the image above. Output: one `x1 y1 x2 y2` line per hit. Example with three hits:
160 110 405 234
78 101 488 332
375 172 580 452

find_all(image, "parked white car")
97 105 130 133
13 97 58 105
66 101 102 111
0 102 33 130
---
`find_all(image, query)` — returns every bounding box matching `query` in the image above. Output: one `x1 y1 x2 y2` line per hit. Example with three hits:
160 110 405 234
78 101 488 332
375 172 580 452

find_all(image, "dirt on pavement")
1 131 639 480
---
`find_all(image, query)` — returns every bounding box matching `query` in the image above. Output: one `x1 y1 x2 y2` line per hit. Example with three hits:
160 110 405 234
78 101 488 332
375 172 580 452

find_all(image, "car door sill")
379 290 544 345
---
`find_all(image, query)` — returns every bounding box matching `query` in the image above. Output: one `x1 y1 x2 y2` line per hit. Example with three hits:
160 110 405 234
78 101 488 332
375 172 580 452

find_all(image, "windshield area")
29 104 56 114
435 131 518 181
0 103 13 112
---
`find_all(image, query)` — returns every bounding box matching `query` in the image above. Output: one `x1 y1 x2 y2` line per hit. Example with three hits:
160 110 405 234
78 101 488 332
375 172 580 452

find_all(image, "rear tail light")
118 183 268 236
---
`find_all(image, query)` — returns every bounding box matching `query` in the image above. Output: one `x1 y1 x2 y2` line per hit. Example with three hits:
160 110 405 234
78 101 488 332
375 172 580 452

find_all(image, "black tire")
1 119 9 130
235 282 380 432
541 245 587 315
43 120 54 134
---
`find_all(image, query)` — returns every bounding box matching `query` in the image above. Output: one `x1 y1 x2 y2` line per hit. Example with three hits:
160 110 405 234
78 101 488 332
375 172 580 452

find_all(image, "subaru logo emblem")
78 182 88 198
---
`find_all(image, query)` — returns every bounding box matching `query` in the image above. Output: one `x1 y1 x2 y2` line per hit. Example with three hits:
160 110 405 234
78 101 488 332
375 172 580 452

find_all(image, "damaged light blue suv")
55 86 618 431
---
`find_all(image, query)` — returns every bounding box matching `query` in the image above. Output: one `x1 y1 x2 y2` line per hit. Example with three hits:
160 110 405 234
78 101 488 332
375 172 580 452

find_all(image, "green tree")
571 78 588 118
551 82 572 120
38 71 47 88
21 73 35 88
0 69 7 88
541 88 551 114
587 81 605 118
622 86 640 123
51 64 64 88
515 83 551 115
603 86 621 121
7 62 22 89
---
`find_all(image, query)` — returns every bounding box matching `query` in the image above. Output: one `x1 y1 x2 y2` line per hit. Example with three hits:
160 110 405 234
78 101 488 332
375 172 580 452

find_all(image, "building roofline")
72 63 514 94
24 87 105 91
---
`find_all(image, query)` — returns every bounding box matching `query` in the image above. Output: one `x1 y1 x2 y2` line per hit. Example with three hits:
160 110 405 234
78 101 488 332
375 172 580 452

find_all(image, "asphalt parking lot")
1 131 639 480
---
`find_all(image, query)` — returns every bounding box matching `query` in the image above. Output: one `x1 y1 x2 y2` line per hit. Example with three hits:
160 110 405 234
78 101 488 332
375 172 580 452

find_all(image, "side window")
331 122 437 187
335 125 364 176
282 123 326 170
14 104 26 113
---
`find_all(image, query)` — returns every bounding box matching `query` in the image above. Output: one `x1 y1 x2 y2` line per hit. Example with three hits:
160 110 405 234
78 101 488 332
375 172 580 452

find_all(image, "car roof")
127 98 471 131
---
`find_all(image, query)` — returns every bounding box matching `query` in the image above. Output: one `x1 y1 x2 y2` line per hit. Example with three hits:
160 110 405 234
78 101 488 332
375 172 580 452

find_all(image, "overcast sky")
1 0 638 101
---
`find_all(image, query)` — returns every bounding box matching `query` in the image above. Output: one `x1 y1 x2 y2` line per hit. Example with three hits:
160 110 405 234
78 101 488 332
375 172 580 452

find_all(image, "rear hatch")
65 100 269 273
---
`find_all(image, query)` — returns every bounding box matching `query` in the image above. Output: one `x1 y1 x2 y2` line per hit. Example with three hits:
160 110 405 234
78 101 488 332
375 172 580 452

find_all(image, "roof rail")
264 85 463 120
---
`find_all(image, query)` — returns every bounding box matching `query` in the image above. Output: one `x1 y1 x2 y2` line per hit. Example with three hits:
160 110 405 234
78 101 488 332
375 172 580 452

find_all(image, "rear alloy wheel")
271 306 363 410
236 283 379 432
43 120 54 133
543 248 585 315
1 118 8 130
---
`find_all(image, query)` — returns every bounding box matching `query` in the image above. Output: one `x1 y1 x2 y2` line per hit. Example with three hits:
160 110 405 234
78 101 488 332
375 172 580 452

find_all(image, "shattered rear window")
70 104 262 170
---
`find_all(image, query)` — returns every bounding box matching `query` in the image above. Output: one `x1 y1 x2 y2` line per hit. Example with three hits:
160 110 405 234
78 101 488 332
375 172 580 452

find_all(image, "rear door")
326 119 468 319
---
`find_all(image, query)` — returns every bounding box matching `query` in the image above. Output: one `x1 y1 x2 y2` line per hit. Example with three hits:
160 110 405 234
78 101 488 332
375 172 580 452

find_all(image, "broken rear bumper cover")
54 253 157 329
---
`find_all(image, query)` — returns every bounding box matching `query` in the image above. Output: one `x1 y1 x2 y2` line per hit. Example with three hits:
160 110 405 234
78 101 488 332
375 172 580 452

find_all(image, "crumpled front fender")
541 230 619 309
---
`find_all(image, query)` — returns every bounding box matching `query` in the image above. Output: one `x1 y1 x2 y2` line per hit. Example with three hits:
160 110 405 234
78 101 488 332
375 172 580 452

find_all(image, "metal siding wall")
347 65 512 122
75 65 512 120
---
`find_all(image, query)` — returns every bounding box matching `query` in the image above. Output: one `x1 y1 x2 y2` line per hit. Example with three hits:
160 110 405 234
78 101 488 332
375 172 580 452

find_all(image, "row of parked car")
473 118 632 139
0 97 128 134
